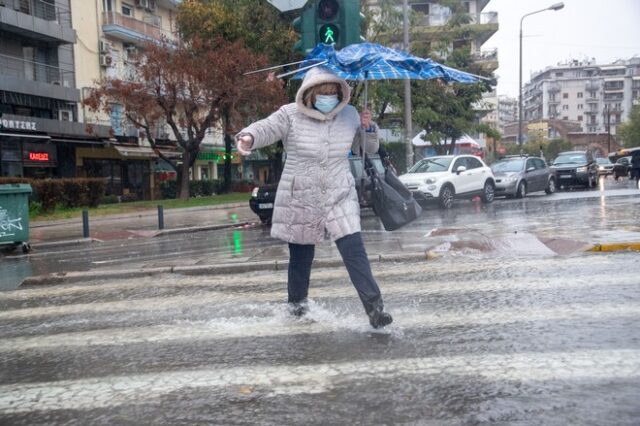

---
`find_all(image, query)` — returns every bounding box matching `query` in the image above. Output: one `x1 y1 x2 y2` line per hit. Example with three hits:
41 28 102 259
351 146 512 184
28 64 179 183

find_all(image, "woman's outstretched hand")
236 134 253 156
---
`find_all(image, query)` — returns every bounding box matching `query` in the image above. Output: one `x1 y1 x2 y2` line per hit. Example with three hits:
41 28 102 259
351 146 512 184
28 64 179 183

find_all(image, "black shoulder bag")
364 154 422 231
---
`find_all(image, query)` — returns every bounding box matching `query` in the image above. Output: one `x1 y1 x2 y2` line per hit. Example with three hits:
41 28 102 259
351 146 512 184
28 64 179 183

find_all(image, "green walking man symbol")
324 26 335 44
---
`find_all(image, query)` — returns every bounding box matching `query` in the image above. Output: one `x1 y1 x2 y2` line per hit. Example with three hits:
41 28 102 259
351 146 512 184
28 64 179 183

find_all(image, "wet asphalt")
0 176 638 424
0 254 639 424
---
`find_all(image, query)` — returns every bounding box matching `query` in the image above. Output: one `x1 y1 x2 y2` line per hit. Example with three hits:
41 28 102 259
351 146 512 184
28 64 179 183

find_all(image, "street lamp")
518 2 564 146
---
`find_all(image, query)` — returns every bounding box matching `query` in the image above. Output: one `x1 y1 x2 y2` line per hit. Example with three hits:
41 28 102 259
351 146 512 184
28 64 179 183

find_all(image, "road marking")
0 349 638 414
1 302 637 353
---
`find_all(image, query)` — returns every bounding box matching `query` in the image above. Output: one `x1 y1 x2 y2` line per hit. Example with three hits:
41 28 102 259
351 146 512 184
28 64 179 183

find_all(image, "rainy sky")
484 0 640 97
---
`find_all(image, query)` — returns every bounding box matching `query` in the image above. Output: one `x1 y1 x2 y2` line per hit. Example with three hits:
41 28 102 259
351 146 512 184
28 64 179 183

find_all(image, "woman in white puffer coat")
236 67 392 328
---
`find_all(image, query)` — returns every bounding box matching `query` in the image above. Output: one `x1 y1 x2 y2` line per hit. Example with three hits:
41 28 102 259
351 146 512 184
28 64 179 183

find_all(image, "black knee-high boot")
287 243 315 315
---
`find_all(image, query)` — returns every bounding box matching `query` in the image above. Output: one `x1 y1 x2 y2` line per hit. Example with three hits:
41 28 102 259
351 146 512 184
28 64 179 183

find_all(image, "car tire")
545 177 556 194
614 173 619 181
481 181 495 204
516 181 526 198
439 185 455 209
259 215 272 224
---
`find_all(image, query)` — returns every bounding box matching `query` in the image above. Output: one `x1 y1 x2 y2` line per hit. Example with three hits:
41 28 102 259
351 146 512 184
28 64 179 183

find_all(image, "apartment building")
0 0 111 179
522 57 640 136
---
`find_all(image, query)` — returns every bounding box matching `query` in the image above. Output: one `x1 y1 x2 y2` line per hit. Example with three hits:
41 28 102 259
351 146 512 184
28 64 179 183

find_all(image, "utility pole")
403 0 413 170
605 104 611 153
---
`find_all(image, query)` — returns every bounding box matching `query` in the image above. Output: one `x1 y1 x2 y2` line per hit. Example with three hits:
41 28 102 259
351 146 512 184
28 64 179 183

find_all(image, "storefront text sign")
1 119 37 131
28 152 50 161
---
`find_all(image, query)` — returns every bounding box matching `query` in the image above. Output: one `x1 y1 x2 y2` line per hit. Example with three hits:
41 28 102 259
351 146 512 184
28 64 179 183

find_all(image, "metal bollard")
82 209 90 238
158 205 164 230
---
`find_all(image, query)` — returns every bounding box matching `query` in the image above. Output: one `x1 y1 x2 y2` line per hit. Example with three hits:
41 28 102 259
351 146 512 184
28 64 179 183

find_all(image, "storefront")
195 147 242 181
76 145 155 201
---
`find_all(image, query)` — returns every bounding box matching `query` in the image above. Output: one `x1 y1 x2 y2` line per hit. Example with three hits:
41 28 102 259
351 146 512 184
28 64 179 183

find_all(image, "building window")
411 3 429 14
556 72 563 77
462 2 471 13
562 105 569 110
589 91 596 98
122 3 134 17
563 93 568 99
577 92 583 98
577 104 583 110
577 115 583 121
563 116 568 121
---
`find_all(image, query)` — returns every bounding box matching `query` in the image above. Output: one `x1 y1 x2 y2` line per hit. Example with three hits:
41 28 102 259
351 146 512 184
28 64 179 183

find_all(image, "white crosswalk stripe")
0 254 639 423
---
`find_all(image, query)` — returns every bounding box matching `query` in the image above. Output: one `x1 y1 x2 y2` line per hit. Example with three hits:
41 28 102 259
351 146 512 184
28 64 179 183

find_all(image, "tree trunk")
223 131 233 193
179 150 191 200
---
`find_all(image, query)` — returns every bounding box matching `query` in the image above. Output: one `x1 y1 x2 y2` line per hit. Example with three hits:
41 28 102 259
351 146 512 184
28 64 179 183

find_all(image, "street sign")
266 0 308 12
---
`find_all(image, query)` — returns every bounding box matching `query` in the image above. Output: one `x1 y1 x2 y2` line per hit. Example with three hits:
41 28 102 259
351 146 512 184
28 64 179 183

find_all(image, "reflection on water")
0 259 32 291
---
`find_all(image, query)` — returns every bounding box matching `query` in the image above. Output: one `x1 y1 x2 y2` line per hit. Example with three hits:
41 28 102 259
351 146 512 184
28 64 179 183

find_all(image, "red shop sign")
29 152 50 161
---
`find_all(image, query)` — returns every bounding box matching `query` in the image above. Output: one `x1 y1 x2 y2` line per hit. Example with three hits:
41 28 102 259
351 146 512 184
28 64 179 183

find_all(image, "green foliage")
381 142 408 174
618 104 640 148
0 178 105 212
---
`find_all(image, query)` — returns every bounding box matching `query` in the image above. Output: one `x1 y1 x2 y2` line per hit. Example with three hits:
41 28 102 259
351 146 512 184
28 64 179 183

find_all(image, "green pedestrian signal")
319 24 339 45
292 0 365 54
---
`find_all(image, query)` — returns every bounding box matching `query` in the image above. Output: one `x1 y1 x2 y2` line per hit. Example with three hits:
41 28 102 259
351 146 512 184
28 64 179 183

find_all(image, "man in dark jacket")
631 150 640 188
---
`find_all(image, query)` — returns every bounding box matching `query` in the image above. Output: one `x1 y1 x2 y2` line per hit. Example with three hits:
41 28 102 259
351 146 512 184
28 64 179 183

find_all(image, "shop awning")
114 145 158 159
158 149 182 159
0 132 51 140
50 138 106 145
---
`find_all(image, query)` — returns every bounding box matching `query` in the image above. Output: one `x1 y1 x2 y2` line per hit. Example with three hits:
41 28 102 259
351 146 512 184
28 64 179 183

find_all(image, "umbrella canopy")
288 42 482 84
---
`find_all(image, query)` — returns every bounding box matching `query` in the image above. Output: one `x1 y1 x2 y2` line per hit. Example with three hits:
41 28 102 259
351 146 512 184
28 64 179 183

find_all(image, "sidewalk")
29 202 256 245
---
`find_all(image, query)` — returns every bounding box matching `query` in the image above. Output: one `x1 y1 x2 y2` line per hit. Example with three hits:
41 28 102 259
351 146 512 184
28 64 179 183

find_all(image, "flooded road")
1 253 639 424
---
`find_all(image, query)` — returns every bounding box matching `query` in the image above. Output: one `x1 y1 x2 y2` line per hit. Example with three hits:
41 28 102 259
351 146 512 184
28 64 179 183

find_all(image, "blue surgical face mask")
314 94 339 113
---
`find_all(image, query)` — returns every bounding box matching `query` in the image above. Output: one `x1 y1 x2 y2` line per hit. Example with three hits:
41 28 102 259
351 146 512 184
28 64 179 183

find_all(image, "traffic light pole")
403 0 413 170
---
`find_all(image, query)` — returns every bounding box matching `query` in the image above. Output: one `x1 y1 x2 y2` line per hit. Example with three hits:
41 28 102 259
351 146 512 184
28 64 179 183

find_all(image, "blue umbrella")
281 42 484 84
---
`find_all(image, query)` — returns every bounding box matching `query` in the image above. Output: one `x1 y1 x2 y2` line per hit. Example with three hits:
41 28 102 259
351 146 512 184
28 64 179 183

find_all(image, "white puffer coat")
238 67 379 244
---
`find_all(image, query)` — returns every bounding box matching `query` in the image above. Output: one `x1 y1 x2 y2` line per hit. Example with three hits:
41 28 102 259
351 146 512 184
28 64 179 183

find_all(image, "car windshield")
596 158 612 165
407 157 453 173
553 154 586 165
491 159 524 173
617 156 631 164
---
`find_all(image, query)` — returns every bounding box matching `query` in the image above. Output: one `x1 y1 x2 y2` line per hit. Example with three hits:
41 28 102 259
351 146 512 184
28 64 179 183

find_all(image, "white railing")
102 11 174 42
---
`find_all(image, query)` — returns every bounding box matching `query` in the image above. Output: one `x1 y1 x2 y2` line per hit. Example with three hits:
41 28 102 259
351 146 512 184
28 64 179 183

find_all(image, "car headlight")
506 176 518 183
424 177 438 184
577 166 587 172
251 187 259 197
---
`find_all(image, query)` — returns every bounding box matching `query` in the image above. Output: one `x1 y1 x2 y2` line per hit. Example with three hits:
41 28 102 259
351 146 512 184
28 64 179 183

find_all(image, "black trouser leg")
287 243 315 303
335 232 383 315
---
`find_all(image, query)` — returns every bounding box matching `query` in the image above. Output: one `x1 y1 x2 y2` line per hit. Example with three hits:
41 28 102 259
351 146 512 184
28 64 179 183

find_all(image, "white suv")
398 155 496 209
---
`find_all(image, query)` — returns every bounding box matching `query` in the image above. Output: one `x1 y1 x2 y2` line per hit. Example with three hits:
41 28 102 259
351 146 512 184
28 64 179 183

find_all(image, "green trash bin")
0 184 33 253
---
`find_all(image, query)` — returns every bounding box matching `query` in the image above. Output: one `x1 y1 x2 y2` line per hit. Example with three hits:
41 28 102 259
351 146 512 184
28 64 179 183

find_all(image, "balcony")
547 82 561 93
585 97 599 104
584 80 600 91
413 11 498 45
0 53 79 102
102 11 175 45
471 48 498 71
0 0 76 43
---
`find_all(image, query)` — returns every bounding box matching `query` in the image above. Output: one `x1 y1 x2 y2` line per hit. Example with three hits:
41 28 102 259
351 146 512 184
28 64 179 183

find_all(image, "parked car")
491 155 556 198
595 157 614 176
613 156 632 181
550 150 598 189
249 155 385 224
398 155 495 209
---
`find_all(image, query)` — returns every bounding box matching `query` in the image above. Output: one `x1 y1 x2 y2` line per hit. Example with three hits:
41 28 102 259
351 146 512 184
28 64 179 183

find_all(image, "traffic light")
292 4 316 54
293 0 365 54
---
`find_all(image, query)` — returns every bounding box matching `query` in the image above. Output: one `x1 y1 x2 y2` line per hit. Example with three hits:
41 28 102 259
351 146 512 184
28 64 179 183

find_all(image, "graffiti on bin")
0 208 23 238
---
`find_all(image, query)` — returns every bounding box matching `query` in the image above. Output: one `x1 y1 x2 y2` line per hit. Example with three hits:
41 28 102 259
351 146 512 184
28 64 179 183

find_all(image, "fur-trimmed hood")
295 66 351 121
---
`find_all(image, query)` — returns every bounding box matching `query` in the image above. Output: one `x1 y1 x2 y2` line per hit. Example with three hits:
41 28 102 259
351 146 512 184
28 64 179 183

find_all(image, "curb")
30 238 100 250
30 202 249 228
586 242 640 252
155 221 252 237
20 251 432 287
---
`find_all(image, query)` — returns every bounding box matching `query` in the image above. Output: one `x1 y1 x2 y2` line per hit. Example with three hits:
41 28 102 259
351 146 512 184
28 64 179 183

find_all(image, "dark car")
613 156 632 181
249 155 384 224
491 155 556 198
550 150 598 189
595 157 614 176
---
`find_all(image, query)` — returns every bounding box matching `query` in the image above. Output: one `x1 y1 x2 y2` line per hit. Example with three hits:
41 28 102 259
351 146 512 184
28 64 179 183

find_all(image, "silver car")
491 156 556 198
